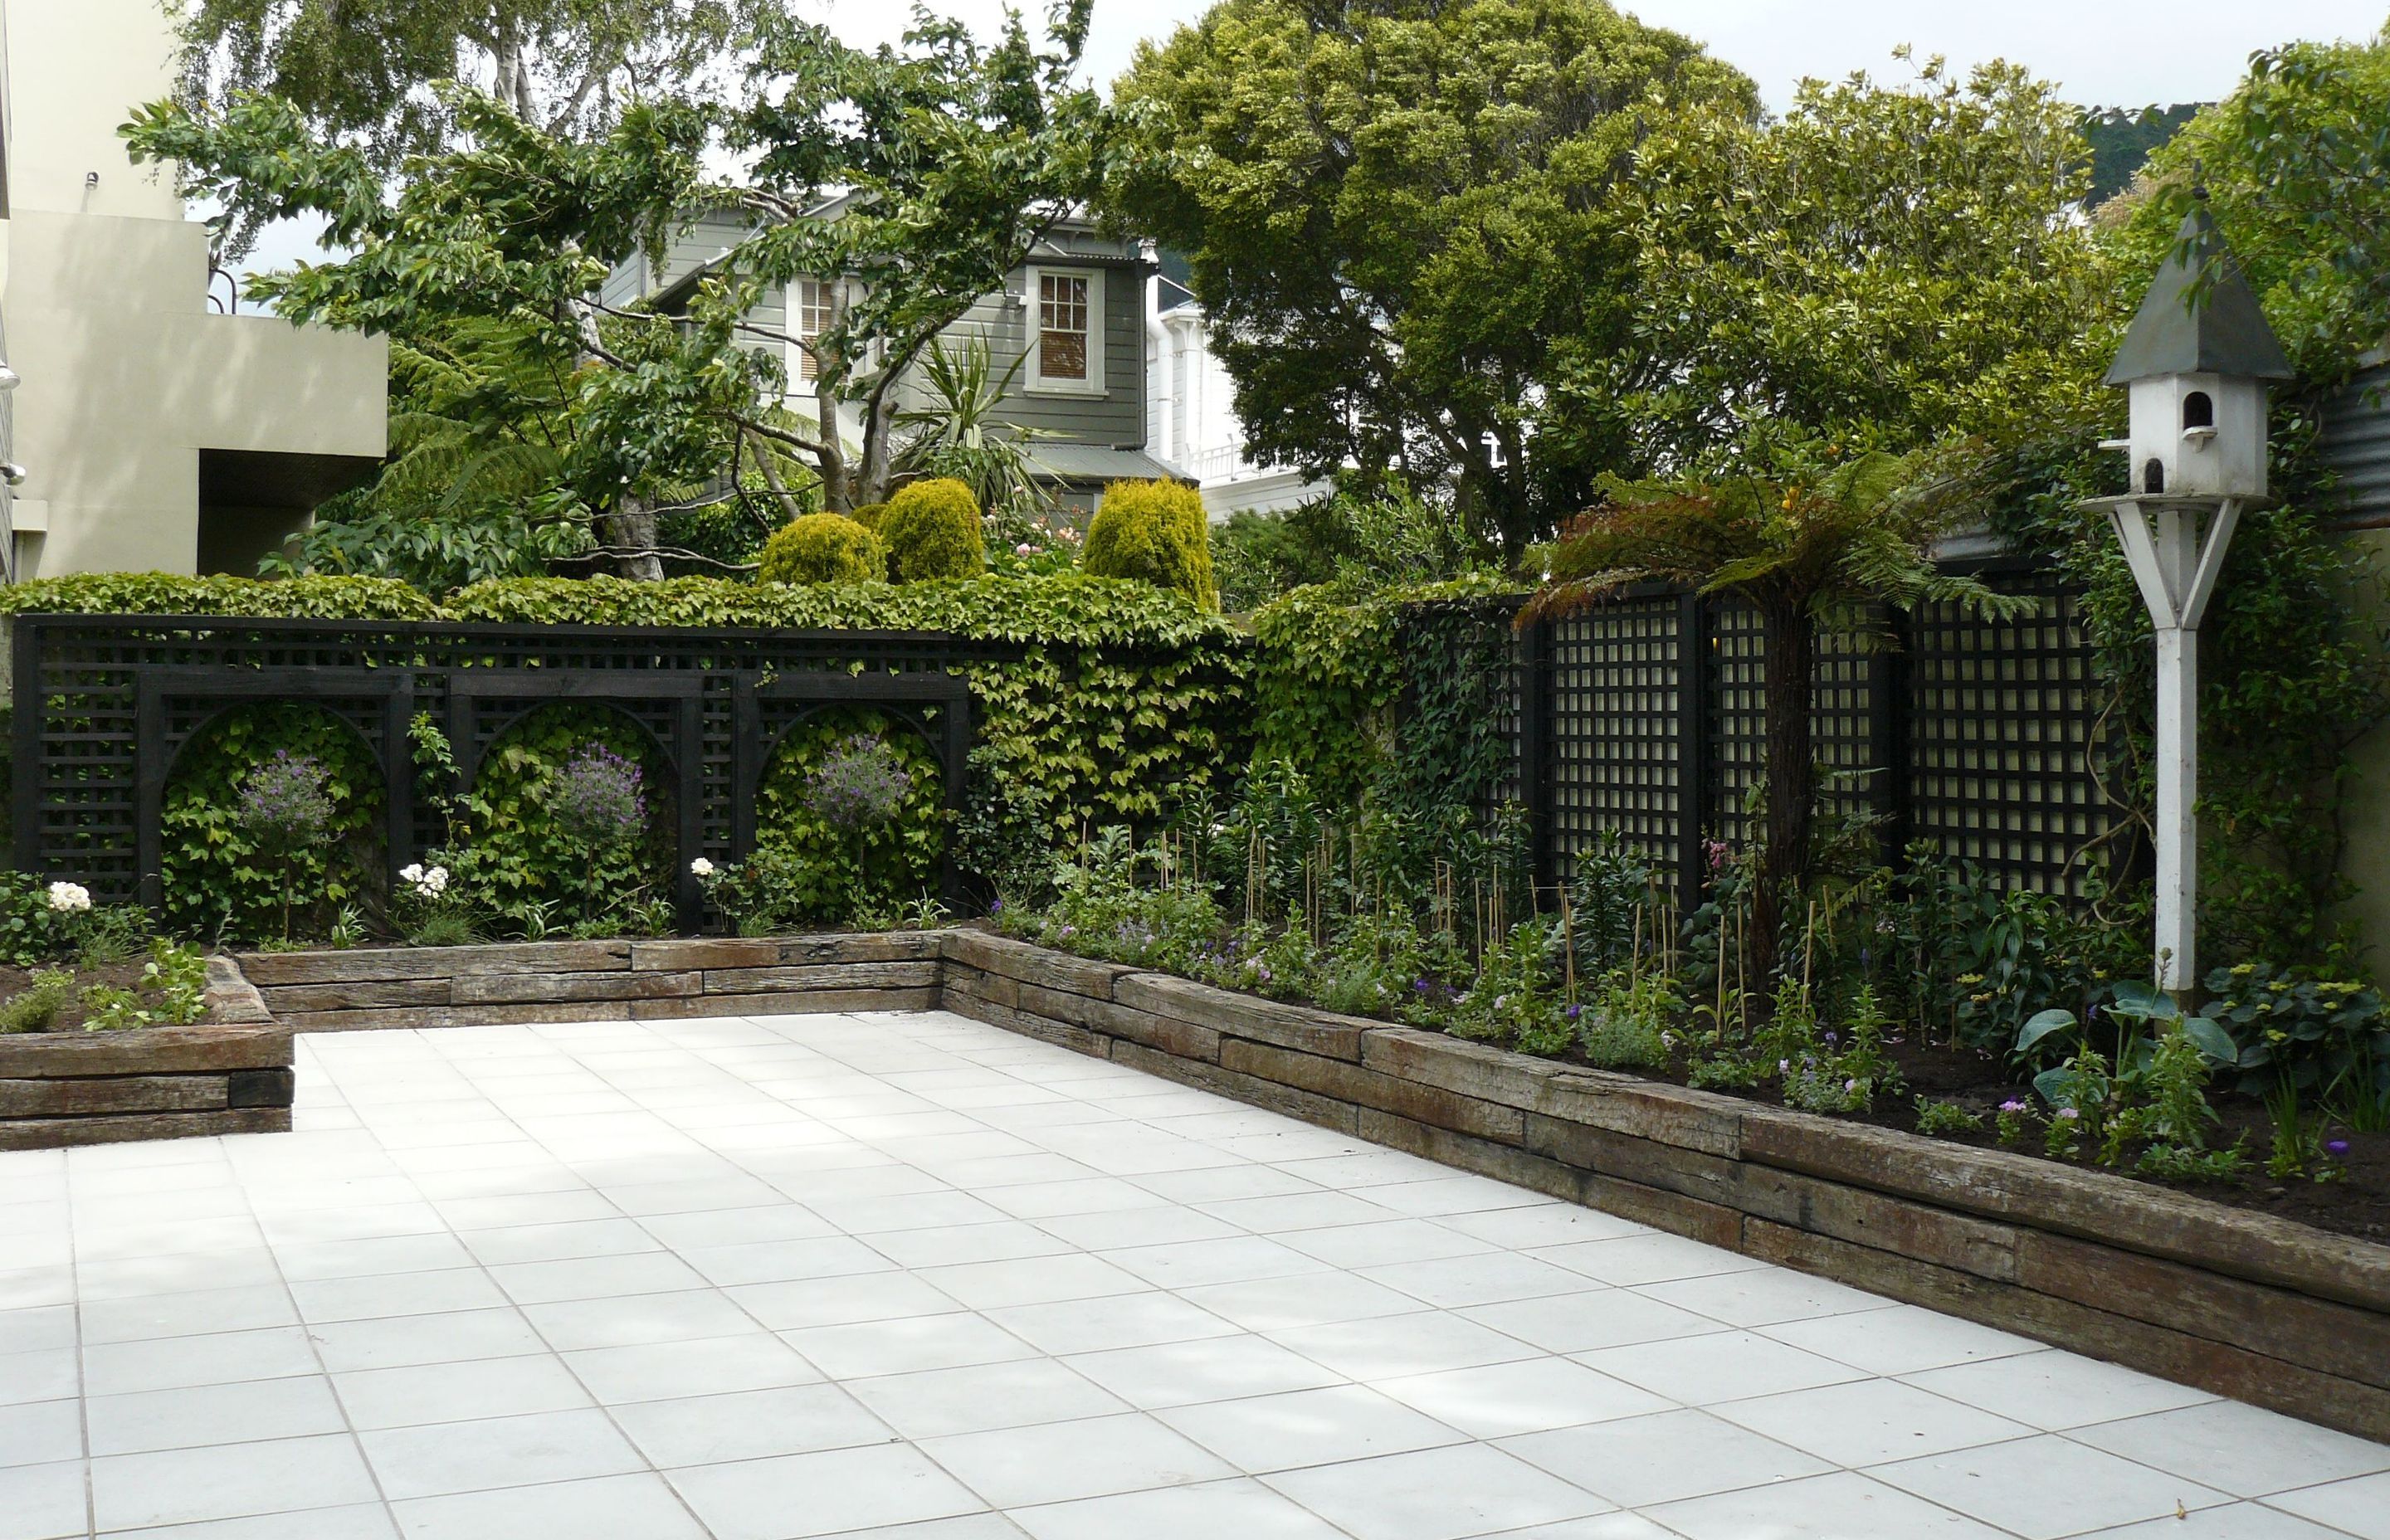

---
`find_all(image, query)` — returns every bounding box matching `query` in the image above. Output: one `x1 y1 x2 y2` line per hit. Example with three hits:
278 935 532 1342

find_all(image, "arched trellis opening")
446 700 685 933
732 670 973 911
155 701 389 943
745 705 951 927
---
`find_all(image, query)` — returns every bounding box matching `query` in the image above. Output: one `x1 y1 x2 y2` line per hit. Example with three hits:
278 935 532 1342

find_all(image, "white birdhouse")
2089 197 2294 999
2104 201 2292 498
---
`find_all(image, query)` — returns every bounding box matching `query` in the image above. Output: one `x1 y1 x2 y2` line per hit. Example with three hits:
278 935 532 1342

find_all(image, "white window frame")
790 278 839 386
1025 265 1105 397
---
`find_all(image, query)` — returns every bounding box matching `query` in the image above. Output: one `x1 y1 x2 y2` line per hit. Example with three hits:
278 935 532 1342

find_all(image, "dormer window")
2182 391 2214 431
1025 266 1105 395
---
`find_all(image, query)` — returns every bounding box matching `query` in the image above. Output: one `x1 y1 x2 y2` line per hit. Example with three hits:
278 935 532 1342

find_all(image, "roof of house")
1027 443 1191 486
2105 203 2295 385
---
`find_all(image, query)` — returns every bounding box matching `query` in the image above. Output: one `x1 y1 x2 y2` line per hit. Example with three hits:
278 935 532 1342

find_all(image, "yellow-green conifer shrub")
1082 479 1217 609
848 502 889 533
878 479 986 581
758 514 887 585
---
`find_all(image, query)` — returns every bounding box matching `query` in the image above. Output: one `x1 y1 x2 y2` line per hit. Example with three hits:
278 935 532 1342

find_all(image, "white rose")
45 881 90 914
398 863 424 885
690 858 716 878
424 866 449 893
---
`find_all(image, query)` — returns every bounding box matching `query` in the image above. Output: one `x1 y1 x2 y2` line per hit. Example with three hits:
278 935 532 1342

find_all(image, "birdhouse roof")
2105 204 2295 387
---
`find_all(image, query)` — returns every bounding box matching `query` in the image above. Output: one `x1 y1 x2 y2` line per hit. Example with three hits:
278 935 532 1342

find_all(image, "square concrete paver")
2 1008 2383 1538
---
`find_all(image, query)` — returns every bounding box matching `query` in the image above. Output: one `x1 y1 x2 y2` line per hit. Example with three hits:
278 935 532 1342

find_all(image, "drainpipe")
1145 275 1177 468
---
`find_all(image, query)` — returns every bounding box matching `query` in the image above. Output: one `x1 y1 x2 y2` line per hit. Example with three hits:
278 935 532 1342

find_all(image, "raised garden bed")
936 928 2390 1444
233 933 941 1030
0 958 292 1150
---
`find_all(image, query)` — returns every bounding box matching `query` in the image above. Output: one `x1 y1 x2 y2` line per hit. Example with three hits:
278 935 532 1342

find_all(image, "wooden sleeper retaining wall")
234 933 942 1031
0 957 294 1150
935 928 2390 1444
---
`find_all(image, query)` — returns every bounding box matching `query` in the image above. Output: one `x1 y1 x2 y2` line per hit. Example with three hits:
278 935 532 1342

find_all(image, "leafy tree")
1109 0 1755 556
126 5 1105 574
178 0 780 190
1528 446 2018 978
1618 55 2119 473
2080 105 2201 206
720 6 1110 514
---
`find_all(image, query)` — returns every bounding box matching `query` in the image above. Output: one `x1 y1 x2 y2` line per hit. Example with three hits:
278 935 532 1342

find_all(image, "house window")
794 279 836 382
1027 266 1104 394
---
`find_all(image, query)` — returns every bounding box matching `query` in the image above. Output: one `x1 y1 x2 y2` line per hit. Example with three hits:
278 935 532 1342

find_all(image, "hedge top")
0 571 1244 651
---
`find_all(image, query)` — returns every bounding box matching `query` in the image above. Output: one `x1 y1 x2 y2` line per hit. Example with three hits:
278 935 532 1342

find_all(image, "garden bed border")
935 930 2390 1443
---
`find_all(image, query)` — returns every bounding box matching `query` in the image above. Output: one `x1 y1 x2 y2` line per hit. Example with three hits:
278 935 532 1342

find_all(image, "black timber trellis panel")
1439 564 2113 904
8 615 1012 929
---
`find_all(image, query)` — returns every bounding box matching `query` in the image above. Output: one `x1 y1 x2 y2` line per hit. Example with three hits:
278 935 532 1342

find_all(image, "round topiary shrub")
1082 479 1217 609
848 502 889 533
878 479 986 582
758 514 887 585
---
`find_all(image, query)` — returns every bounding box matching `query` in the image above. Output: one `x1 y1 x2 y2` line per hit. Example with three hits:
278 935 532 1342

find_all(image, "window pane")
1038 274 1090 381
797 280 833 381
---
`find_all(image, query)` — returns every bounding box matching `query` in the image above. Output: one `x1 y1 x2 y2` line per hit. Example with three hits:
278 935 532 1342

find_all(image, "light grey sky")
232 0 2388 283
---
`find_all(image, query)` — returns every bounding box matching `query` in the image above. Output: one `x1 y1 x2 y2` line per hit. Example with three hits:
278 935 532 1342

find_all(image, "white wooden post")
2102 495 2238 997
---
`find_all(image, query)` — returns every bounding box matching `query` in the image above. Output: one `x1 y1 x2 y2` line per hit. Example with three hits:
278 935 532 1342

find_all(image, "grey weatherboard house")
608 208 1185 510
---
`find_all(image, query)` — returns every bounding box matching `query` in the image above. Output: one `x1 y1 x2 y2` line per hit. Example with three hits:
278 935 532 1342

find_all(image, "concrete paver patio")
3 1008 2387 1540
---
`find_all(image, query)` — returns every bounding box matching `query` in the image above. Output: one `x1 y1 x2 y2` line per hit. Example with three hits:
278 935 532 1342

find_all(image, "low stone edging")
0 957 294 1151
232 933 942 1031
936 929 2390 1443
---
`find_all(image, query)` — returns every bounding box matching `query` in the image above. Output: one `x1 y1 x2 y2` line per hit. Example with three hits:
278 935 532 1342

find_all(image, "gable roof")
2105 202 2295 385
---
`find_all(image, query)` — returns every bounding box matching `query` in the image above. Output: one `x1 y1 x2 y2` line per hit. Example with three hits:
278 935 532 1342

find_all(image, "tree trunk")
815 377 852 513
1751 599 1817 984
602 495 666 581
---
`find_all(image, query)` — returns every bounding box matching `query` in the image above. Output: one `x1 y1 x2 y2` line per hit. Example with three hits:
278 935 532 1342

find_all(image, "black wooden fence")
1451 563 2116 902
7 615 997 928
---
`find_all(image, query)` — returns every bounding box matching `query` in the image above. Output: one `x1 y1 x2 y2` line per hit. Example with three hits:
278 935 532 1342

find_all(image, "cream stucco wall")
0 0 387 578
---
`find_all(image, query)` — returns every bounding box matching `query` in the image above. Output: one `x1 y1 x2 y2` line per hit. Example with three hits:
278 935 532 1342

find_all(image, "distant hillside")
2082 104 2204 204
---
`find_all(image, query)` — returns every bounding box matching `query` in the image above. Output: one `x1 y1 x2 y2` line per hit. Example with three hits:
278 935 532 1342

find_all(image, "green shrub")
849 502 889 534
879 479 985 581
1083 480 1217 610
0 970 73 1033
759 514 887 585
720 711 946 928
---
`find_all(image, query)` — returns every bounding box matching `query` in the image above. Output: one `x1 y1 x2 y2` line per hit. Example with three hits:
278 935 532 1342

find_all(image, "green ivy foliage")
159 704 383 943
753 710 944 923
19 573 1250 910
0 573 437 620
1248 584 1402 809
451 705 676 924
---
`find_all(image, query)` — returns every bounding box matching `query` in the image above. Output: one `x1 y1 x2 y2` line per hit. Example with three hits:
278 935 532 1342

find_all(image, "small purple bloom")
1565 1004 1582 1020
2327 1138 2351 1156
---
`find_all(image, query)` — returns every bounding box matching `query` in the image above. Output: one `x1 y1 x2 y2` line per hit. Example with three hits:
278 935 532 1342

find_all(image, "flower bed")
935 929 2390 1443
0 957 291 1150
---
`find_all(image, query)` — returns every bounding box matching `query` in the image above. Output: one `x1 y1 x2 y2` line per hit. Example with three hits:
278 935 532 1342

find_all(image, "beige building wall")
0 0 386 578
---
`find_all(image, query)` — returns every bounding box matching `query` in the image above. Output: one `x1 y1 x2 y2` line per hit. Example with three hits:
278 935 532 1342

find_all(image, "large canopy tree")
128 4 1107 574
1107 0 1757 557
178 0 781 176
1613 55 2118 475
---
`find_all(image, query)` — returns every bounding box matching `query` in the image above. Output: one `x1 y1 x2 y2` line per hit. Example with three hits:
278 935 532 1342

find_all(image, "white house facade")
1145 274 1329 521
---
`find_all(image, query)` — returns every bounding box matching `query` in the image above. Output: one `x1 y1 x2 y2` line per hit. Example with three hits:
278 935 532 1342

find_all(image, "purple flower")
2000 1099 2028 1114
2327 1138 2351 1156
804 735 913 831
1565 1004 1583 1020
553 744 646 849
236 749 335 851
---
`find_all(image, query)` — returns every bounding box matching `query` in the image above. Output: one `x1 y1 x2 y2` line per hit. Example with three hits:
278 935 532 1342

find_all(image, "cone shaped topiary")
758 514 888 585
1082 479 1216 609
879 479 986 582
